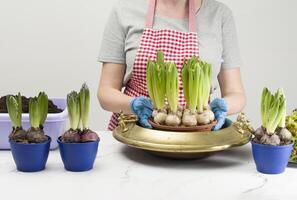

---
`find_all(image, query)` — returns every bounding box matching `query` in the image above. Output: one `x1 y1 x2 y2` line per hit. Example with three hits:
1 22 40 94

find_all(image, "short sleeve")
98 5 126 64
221 6 242 69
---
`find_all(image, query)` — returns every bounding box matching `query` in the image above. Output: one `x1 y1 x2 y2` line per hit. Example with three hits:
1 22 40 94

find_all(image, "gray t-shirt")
98 0 241 90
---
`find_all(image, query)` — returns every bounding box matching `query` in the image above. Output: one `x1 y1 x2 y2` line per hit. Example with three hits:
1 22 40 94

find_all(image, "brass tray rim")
113 123 252 153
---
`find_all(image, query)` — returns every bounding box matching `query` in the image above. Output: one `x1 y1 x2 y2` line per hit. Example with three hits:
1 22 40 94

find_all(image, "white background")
0 0 296 130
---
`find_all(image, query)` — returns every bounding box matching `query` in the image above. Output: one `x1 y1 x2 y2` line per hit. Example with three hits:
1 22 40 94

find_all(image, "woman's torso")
99 0 242 96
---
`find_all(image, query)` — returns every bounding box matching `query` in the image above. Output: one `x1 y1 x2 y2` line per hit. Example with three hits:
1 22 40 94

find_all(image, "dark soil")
0 95 63 113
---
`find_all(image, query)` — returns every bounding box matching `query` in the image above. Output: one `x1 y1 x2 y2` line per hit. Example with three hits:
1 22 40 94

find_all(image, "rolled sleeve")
98 5 126 64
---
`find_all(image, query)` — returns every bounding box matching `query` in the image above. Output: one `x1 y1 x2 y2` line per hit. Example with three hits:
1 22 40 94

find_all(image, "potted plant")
0 94 67 150
286 109 297 162
8 92 51 172
252 87 293 174
58 83 100 172
147 52 216 131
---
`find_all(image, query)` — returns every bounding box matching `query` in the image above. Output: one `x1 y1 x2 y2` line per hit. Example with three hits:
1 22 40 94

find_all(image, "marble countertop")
0 131 297 200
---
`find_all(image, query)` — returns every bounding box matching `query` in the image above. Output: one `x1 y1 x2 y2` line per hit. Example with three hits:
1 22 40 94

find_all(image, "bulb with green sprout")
6 93 27 142
195 59 214 124
147 51 167 124
79 83 99 142
181 57 198 126
165 62 181 126
26 92 49 143
61 83 99 143
61 91 81 143
181 57 214 126
254 87 293 146
276 89 292 144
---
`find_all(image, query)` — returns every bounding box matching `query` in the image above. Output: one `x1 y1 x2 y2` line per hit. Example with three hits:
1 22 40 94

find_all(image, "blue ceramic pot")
9 137 51 172
58 137 99 172
251 141 293 174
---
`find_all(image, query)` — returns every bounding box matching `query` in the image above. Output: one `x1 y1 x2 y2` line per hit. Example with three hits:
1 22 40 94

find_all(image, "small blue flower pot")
9 137 51 172
58 137 99 172
251 141 293 174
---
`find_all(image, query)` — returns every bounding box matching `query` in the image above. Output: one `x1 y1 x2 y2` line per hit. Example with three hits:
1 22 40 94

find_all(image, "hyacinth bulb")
81 129 99 142
26 127 48 143
9 127 27 142
61 129 81 143
165 113 181 126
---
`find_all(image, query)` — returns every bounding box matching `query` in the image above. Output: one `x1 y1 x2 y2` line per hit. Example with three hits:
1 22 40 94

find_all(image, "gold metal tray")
113 113 252 159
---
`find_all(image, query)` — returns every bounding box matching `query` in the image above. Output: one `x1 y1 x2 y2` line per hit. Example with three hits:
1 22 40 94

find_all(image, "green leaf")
146 60 156 106
150 53 166 110
37 92 48 126
263 88 287 134
6 95 22 128
166 62 179 113
181 59 189 108
29 97 40 128
181 57 212 112
79 83 90 129
188 62 199 112
67 91 80 130
261 87 268 128
156 51 164 65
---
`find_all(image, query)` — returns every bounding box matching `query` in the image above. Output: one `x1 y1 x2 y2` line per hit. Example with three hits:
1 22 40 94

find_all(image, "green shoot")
146 52 166 110
67 91 81 130
261 87 287 134
166 62 179 113
29 92 48 129
38 92 48 126
181 57 213 113
6 93 22 129
29 97 40 129
79 83 90 130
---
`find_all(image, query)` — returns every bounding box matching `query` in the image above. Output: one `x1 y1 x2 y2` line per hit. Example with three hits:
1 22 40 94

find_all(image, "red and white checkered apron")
108 0 199 130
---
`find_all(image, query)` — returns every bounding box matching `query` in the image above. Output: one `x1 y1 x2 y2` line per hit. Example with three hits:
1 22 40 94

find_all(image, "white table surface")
0 131 297 200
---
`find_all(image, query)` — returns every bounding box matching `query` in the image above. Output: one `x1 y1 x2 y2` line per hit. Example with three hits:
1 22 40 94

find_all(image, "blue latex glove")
210 98 228 131
129 96 153 129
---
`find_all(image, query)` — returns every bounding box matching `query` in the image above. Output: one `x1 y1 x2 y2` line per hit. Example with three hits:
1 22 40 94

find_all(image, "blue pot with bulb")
251 141 293 174
9 137 51 172
57 137 99 172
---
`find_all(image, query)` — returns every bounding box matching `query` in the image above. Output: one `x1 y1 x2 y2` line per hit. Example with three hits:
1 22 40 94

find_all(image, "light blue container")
0 98 67 149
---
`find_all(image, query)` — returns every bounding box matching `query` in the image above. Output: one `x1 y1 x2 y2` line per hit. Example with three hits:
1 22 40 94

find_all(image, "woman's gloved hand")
129 96 153 129
210 98 228 131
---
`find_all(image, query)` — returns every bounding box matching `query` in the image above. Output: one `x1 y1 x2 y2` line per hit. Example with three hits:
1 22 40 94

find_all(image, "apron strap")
188 0 197 32
145 0 197 32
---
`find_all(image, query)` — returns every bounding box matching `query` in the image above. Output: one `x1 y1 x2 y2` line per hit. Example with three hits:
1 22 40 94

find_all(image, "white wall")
0 0 296 130
225 0 297 127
